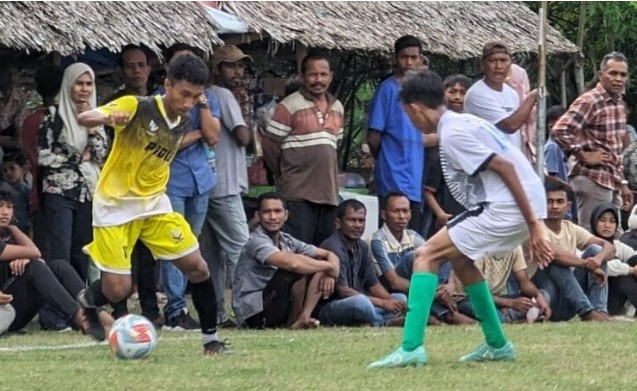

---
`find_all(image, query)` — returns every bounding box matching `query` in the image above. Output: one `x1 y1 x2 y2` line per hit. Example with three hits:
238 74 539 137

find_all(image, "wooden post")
296 41 307 74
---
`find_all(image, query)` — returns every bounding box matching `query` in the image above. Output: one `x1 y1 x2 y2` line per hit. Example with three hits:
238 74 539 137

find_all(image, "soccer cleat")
459 341 517 363
203 339 233 355
367 346 427 369
163 310 201 331
76 289 106 342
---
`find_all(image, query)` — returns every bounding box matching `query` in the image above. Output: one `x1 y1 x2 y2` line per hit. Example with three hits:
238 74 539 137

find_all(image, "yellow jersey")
92 95 189 226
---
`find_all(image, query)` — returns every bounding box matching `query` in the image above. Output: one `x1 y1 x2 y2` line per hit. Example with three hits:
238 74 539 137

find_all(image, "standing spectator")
200 45 252 327
507 63 538 162
37 63 108 281
464 41 537 149
0 65 28 160
107 44 152 101
319 200 407 327
20 64 63 259
2 153 30 234
553 52 632 230
367 35 428 230
158 45 221 331
264 52 344 246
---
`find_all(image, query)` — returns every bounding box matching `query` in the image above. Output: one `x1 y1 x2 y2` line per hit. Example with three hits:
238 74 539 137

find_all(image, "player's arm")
77 96 138 129
486 155 552 265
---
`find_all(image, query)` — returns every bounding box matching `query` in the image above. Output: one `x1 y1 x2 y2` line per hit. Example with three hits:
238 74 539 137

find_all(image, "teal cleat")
367 346 427 369
459 341 517 363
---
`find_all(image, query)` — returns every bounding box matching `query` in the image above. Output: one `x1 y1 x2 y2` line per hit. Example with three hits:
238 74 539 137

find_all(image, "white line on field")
0 334 200 353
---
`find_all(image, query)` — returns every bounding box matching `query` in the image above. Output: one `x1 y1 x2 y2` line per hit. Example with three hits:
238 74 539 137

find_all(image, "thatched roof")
0 2 222 57
221 1 579 59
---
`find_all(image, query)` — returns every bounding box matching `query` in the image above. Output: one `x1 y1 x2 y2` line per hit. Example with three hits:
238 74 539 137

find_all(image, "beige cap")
212 45 253 69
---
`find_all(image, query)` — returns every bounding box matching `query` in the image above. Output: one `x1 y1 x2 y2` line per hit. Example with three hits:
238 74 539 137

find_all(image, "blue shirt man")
367 35 427 231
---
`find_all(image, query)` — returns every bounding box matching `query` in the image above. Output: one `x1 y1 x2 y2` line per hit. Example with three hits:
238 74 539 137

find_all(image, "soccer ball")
108 314 157 360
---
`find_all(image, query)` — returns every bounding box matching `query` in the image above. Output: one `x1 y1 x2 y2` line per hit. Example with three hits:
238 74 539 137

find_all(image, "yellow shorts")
83 212 199 275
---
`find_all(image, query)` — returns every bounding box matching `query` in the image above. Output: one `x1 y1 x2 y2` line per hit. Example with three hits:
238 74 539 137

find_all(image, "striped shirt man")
265 89 344 206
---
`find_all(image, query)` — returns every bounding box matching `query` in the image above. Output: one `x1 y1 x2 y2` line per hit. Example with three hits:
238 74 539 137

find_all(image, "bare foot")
444 311 477 325
98 309 115 335
427 315 443 326
290 317 321 329
386 316 405 327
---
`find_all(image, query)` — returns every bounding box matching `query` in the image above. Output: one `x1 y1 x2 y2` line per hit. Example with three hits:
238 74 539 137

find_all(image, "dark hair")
600 51 628 70
443 74 471 91
545 179 571 195
166 53 209 86
0 182 17 204
165 43 202 63
0 67 14 93
34 64 63 99
257 192 287 211
119 44 149 67
382 191 409 211
9 152 27 168
399 69 445 109
394 35 423 55
546 105 566 131
337 199 366 219
301 53 331 75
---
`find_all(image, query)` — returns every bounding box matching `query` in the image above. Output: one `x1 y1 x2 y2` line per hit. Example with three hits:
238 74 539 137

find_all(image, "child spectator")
422 74 470 238
3 153 30 234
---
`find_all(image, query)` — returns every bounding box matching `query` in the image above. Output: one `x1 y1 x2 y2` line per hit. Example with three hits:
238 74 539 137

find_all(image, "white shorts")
447 203 529 261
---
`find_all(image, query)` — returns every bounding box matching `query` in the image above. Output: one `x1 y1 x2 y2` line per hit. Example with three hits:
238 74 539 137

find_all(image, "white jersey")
438 110 546 219
464 79 521 148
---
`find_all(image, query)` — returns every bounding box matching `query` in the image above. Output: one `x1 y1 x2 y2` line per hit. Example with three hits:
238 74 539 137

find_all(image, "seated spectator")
3 153 30 234
590 203 637 317
370 192 474 325
452 246 551 323
533 181 613 321
232 192 339 329
319 199 407 327
0 65 27 160
0 182 112 336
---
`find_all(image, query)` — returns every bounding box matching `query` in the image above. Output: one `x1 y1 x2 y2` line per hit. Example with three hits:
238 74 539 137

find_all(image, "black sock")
85 279 110 307
191 276 218 335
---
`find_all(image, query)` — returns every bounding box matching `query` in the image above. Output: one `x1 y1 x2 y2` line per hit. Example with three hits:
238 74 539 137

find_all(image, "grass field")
1 320 635 391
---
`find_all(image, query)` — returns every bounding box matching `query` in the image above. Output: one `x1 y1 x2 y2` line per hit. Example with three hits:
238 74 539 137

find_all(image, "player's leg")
369 227 465 369
79 223 138 341
450 256 515 362
141 213 229 355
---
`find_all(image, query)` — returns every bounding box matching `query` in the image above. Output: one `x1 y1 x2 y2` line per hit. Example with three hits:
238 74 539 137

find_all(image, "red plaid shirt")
552 83 626 190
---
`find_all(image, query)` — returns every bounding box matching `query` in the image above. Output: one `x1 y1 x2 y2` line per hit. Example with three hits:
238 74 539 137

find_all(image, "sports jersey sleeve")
96 96 139 133
442 128 497 176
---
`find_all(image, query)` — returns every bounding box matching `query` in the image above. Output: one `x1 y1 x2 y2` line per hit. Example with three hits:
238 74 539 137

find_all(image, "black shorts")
244 269 304 329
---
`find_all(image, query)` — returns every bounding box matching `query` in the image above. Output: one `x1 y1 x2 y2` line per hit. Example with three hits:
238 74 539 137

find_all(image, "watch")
197 99 209 109
621 180 629 185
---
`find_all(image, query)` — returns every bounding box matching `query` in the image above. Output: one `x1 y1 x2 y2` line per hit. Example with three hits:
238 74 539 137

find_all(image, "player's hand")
509 297 534 312
381 299 407 314
0 291 12 305
621 184 634 211
590 267 607 287
579 151 610 167
9 258 30 276
107 112 131 126
527 221 552 269
318 275 335 299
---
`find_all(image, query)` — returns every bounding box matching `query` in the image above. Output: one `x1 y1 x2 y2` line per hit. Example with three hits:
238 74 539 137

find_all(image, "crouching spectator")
319 200 407 327
232 192 340 329
0 294 14 335
0 182 112 335
370 192 474 325
452 246 551 323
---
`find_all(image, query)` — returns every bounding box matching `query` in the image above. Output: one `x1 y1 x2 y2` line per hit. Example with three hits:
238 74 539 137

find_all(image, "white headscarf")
57 63 101 195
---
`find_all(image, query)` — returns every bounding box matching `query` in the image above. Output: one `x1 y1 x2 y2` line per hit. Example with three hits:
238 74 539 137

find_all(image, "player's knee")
413 246 443 271
103 282 132 302
185 261 210 283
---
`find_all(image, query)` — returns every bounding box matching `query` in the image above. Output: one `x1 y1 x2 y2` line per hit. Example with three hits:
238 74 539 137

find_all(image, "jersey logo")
144 141 175 162
170 229 184 243
146 119 159 136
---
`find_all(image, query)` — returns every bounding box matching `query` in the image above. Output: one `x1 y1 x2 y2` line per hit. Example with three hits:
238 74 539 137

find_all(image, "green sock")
465 280 507 348
401 272 438 352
